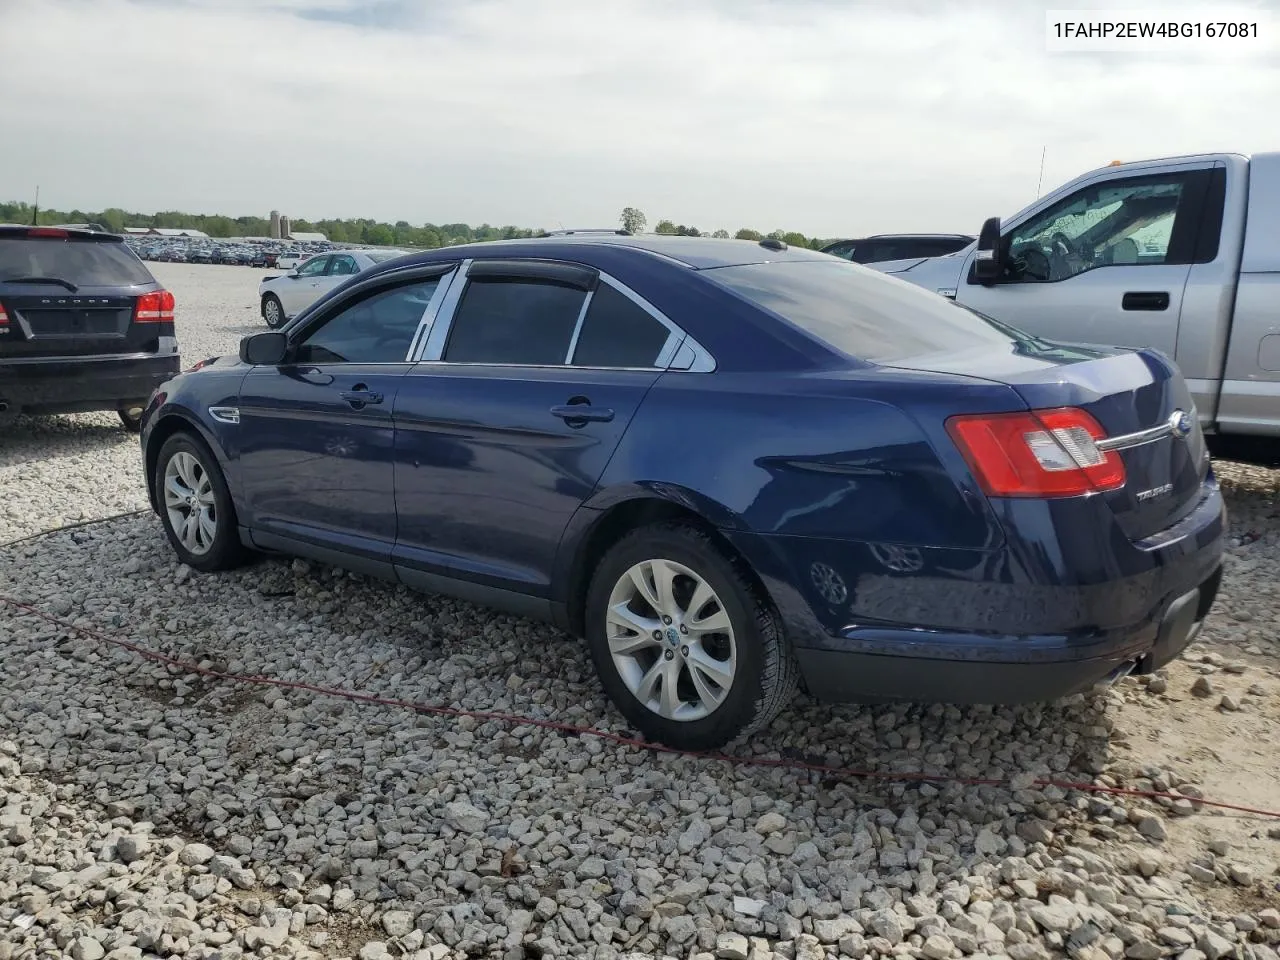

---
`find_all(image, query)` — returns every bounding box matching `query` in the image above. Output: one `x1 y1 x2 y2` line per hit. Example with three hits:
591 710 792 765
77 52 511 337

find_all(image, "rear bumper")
0 353 180 416
796 565 1220 703
724 477 1226 705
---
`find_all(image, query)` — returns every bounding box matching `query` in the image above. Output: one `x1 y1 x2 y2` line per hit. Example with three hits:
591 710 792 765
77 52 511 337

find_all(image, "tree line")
0 200 836 251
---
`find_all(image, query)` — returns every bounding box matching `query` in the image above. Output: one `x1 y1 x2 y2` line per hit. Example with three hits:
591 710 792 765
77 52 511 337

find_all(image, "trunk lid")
884 341 1209 541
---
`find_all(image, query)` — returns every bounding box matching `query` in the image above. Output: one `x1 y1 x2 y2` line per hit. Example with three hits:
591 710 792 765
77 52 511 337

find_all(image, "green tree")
363 223 394 246
620 206 646 234
734 228 762 241
654 219 677 235
712 229 730 239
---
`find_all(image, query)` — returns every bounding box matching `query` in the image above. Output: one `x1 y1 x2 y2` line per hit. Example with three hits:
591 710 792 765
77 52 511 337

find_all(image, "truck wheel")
584 522 798 751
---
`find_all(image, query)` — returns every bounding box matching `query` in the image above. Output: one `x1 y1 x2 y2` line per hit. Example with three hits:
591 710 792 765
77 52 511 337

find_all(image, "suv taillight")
945 407 1125 498
134 289 175 323
0 302 8 327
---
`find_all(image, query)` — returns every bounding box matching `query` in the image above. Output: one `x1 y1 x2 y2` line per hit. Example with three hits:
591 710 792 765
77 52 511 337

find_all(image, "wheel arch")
557 487 776 640
144 409 232 514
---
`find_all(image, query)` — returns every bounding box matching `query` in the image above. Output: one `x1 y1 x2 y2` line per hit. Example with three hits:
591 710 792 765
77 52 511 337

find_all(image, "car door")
392 259 682 609
236 267 453 575
279 254 331 317
954 166 1217 359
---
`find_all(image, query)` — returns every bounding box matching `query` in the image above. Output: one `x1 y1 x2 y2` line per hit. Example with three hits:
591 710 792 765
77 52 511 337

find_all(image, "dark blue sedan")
139 234 1225 749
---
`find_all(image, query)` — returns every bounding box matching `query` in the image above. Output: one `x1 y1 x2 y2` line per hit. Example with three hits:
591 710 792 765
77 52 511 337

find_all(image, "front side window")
571 282 671 368
823 242 858 261
1004 175 1187 283
297 256 329 278
330 255 358 276
292 278 441 364
443 277 586 365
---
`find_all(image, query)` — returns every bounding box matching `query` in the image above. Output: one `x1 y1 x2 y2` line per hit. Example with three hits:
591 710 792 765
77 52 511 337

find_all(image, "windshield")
0 236 154 286
705 259 1028 363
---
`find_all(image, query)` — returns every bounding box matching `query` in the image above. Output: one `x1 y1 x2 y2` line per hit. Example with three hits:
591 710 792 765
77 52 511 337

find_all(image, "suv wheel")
153 433 247 572
584 522 798 750
118 404 145 433
261 294 285 328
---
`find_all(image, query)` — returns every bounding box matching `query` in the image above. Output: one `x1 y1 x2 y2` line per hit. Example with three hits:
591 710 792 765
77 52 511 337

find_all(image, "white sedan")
258 249 411 328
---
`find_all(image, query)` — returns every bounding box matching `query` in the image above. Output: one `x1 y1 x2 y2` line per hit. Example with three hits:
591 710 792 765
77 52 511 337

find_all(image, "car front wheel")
261 293 285 328
585 522 798 750
153 433 247 572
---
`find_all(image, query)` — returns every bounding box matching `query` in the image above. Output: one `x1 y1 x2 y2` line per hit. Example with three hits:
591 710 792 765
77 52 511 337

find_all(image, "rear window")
705 259 1019 363
0 236 154 286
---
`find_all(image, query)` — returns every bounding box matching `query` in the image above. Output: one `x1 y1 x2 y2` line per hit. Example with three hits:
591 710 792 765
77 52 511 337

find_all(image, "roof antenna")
32 185 39 226
1036 146 1046 198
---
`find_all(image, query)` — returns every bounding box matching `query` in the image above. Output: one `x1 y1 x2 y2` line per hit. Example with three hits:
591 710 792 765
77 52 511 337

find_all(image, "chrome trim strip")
563 289 596 363
1096 422 1174 452
418 259 474 361
405 268 459 361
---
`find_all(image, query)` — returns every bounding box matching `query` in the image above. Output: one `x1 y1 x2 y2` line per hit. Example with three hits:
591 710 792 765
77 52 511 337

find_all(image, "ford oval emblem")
1168 409 1193 439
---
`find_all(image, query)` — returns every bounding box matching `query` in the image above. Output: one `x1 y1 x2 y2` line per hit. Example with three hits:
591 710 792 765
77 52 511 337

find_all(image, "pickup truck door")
953 165 1218 387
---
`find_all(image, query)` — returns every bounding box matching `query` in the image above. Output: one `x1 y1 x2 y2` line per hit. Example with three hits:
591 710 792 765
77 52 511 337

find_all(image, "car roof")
827 234 974 244
409 234 833 270
0 224 125 242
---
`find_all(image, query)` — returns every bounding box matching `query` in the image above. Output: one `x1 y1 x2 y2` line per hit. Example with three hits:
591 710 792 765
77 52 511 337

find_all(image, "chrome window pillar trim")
563 288 597 363
418 259 474 361
404 267 461 362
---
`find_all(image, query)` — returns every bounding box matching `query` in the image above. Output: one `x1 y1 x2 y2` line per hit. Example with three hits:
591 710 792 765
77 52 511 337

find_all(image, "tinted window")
823 242 858 261
367 250 409 263
571 283 671 368
0 237 154 286
444 278 585 365
707 259 1019 363
297 256 329 277
330 255 358 276
293 278 440 364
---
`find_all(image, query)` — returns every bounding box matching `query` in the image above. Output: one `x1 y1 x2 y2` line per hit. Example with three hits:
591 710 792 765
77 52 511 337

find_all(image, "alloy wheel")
605 558 737 722
163 450 217 555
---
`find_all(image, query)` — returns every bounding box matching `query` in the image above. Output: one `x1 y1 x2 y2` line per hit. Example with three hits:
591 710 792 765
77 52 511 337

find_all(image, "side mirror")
972 216 1004 284
240 332 288 366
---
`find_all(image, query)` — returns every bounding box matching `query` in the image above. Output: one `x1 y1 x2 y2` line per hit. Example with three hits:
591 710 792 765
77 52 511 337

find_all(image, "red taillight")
0 302 8 326
946 406 1126 498
27 227 69 238
134 289 176 323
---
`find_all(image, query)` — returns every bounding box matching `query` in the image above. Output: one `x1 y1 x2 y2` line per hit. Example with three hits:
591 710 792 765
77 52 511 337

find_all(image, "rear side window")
0 237 154 286
444 278 585 365
706 259 1019 363
571 283 671 368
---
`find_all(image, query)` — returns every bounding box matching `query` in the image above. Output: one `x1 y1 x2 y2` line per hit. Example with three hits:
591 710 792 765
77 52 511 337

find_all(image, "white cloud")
1 0 1276 236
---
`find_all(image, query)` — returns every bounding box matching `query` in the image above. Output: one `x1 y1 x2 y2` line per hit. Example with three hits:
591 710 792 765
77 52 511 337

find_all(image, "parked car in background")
870 151 1280 439
275 251 308 270
257 249 411 327
821 234 975 264
0 225 180 430
141 234 1223 749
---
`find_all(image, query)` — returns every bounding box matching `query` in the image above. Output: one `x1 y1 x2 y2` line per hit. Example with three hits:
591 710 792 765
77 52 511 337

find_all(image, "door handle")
340 385 384 408
1122 291 1170 311
550 404 614 425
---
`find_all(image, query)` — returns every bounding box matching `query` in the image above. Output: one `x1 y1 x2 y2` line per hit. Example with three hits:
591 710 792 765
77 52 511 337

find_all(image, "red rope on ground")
2 595 1278 820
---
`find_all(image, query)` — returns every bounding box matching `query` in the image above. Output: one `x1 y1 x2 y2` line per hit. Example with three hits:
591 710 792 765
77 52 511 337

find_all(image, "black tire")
261 293 285 329
152 432 248 572
584 522 798 750
118 404 145 433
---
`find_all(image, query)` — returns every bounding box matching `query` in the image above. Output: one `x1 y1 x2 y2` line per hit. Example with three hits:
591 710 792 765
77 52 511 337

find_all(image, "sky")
2 0 1278 237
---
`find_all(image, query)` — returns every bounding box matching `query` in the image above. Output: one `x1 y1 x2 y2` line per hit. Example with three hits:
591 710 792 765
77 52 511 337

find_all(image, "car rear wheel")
153 433 247 572
261 294 285 328
585 522 797 750
118 404 145 433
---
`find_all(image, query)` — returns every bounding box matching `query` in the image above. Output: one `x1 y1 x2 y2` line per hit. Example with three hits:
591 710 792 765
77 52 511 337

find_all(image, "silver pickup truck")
871 152 1280 438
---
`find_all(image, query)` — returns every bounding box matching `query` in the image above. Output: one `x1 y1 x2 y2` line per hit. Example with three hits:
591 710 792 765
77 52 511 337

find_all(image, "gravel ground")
1 262 1278 960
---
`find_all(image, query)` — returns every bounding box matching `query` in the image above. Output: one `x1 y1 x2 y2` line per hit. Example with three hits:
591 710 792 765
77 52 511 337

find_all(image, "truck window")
1003 174 1192 283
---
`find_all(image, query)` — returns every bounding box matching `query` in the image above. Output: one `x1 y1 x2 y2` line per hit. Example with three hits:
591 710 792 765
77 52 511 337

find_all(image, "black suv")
0 226 181 431
821 233 975 264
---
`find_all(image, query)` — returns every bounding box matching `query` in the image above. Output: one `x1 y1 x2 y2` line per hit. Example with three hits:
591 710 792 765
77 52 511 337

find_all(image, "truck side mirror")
972 217 1003 284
